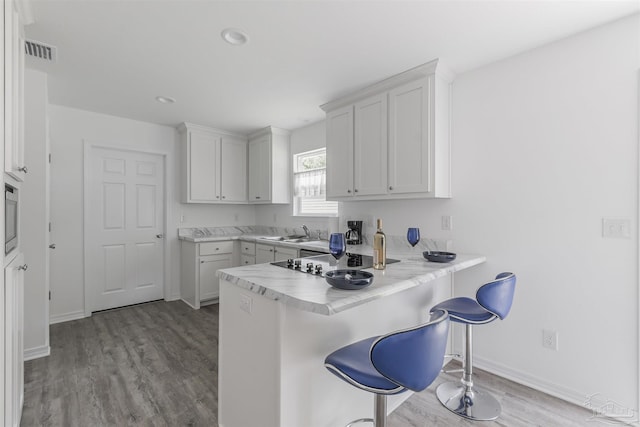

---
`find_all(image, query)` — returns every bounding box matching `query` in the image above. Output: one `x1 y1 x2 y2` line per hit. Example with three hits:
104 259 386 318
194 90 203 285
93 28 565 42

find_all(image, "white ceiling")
25 1 640 135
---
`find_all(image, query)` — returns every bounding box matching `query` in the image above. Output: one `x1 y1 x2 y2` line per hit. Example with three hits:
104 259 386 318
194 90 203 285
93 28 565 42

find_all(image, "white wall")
48 106 256 322
342 14 639 411
255 120 339 234
22 69 50 359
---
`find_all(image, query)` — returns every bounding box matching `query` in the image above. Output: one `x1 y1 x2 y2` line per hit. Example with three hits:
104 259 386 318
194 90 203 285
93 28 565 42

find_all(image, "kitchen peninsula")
217 251 485 427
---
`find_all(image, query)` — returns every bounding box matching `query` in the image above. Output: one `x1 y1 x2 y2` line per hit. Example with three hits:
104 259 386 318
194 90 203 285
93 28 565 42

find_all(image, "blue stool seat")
325 309 450 427
436 297 496 324
325 337 405 395
431 272 516 421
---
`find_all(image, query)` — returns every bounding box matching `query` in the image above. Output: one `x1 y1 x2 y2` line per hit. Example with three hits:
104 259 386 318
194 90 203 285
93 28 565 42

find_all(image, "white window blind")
293 149 338 217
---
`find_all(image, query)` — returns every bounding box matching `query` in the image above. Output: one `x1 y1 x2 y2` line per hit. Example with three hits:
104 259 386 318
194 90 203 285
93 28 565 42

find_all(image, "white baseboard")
473 355 639 426
180 298 198 310
166 294 180 302
24 345 50 361
49 310 86 325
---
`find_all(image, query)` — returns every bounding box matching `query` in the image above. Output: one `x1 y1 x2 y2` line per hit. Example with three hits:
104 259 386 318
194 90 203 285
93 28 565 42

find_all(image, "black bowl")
325 270 374 290
423 251 457 263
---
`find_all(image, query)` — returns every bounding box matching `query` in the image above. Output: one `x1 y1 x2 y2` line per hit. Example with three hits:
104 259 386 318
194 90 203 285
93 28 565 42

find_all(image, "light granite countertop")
217 252 486 315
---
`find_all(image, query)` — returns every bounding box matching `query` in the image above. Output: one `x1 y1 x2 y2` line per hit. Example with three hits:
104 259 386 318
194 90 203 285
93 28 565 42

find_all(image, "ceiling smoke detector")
221 28 249 46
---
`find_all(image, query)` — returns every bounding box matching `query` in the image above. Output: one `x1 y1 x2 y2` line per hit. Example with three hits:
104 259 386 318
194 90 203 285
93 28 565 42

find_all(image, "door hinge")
49 291 51 300
49 153 52 163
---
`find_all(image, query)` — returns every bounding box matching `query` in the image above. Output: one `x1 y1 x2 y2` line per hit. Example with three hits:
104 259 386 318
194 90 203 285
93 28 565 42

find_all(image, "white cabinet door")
274 246 298 262
248 127 290 204
199 254 232 301
248 136 271 202
325 105 354 199
354 93 388 197
255 243 276 264
189 129 220 202
5 253 25 427
240 254 255 265
255 243 297 263
4 0 26 181
388 77 431 194
220 137 247 202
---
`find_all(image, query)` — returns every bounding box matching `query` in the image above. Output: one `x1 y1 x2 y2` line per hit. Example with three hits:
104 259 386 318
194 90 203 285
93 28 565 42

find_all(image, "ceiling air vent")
24 39 56 62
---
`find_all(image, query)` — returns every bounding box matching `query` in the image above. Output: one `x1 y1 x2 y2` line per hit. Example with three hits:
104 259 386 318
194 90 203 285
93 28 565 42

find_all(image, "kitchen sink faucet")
302 224 310 238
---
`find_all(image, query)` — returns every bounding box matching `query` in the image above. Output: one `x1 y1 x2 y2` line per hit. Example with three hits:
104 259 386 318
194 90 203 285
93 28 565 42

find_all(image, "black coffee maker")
346 220 363 245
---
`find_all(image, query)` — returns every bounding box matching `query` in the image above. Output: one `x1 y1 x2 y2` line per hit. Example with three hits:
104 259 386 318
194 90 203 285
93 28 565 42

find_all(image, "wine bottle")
373 218 386 270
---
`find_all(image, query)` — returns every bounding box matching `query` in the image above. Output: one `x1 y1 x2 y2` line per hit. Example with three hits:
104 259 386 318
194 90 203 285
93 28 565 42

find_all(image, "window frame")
292 148 339 218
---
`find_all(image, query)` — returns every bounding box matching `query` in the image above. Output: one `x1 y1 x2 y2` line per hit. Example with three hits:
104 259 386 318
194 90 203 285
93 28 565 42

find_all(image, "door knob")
156 234 164 239
18 166 28 173
49 243 56 249
18 264 28 271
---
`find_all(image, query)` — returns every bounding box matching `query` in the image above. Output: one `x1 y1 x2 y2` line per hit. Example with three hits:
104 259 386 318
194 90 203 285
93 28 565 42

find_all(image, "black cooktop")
271 253 400 277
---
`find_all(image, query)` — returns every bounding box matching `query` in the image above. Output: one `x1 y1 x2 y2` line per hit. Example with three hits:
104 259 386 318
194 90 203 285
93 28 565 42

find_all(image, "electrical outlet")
542 329 558 350
239 294 252 314
602 218 631 238
180 214 185 223
441 215 453 231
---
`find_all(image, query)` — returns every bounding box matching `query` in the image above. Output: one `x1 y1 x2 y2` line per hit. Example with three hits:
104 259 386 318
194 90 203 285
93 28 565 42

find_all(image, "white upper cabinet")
325 106 354 198
322 58 453 200
248 126 290 204
220 136 248 202
179 123 247 204
354 93 388 197
4 0 29 182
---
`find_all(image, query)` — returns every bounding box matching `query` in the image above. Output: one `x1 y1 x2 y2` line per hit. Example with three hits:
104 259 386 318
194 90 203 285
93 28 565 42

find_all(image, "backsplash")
177 226 451 253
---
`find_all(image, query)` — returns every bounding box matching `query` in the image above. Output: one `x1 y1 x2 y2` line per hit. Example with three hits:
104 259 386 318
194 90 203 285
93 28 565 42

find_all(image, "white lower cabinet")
4 252 25 427
240 241 256 265
181 241 233 309
256 243 298 263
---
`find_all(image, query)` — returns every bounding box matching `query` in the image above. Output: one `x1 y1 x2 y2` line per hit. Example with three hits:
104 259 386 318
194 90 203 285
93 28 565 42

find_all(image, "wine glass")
329 233 346 267
407 228 420 256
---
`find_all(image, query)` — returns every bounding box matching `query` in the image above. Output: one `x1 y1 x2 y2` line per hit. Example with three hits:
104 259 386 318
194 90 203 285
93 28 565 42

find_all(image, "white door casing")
84 145 165 313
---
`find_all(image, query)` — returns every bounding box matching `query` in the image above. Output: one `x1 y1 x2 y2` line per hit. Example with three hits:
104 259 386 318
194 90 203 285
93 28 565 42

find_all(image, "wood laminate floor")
22 300 595 426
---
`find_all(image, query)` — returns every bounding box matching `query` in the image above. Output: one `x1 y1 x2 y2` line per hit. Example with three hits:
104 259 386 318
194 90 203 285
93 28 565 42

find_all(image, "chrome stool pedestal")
436 324 500 420
432 272 516 422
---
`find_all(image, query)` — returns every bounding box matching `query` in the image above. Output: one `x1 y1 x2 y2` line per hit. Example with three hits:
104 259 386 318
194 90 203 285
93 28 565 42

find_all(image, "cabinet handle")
18 264 28 271
156 234 164 239
270 249 273 252
255 196 261 199
347 189 352 193
389 186 393 191
222 196 226 199
49 244 56 249
354 189 359 193
216 196 220 199
18 166 28 173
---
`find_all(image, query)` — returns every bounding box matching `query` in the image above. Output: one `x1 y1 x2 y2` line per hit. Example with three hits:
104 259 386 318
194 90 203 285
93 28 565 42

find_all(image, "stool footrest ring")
346 418 374 427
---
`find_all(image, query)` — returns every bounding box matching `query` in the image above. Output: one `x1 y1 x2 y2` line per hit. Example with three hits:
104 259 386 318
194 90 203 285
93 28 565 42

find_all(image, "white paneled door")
85 146 165 312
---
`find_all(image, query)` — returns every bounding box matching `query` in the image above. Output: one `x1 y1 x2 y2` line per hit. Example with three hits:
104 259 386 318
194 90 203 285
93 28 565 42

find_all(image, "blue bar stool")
324 309 450 427
431 272 516 421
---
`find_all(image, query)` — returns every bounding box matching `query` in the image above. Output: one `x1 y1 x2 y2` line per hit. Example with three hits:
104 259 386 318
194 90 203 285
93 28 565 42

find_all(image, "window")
293 148 338 216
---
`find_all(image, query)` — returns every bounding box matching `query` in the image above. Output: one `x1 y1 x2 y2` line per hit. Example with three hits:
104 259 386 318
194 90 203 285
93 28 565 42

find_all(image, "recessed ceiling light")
221 28 249 46
156 96 176 104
